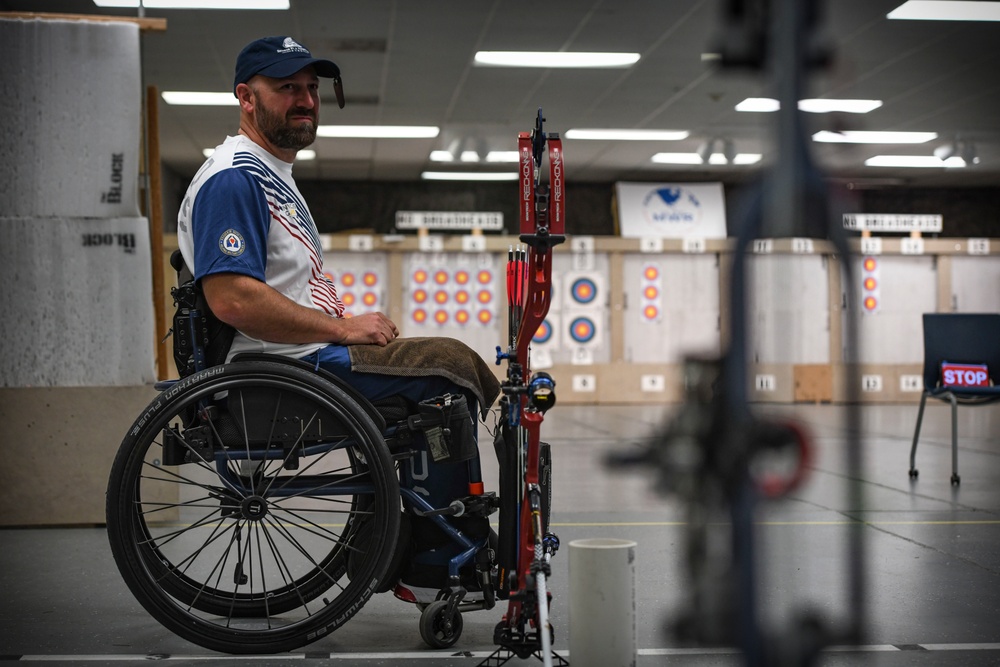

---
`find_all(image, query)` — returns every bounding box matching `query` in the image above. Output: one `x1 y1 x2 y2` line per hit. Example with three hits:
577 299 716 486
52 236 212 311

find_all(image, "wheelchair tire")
106 361 400 654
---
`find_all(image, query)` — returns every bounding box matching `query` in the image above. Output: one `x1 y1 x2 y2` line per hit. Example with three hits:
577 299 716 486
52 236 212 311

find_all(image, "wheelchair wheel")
106 361 400 654
419 599 464 649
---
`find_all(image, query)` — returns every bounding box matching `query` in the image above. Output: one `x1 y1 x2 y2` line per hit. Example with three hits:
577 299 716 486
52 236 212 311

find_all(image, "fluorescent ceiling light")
650 153 704 165
317 125 440 138
652 152 762 165
564 129 689 141
460 151 481 163
95 0 287 7
474 51 640 68
888 1 1000 21
204 147 316 160
813 130 937 144
163 91 238 106
737 97 882 113
798 99 883 113
736 97 781 112
421 171 519 181
866 155 966 168
486 151 520 163
429 150 454 162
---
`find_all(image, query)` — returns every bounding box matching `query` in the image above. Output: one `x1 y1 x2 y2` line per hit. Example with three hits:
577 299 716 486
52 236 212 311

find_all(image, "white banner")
396 211 503 231
616 182 727 239
843 213 942 233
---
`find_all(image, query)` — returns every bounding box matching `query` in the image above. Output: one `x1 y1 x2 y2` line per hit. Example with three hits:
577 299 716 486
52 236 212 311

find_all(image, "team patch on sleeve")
219 229 246 256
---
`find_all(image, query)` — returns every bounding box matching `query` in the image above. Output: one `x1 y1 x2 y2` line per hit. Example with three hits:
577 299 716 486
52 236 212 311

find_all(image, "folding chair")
909 313 1000 484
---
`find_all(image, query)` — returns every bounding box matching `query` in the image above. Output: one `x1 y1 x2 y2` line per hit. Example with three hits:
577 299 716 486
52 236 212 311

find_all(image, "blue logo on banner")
642 187 702 226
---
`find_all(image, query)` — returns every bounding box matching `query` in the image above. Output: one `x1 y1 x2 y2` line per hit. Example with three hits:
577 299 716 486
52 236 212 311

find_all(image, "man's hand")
335 311 399 346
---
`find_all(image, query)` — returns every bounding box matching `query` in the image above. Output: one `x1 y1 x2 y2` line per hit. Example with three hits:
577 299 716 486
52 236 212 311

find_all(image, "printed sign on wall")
616 182 727 239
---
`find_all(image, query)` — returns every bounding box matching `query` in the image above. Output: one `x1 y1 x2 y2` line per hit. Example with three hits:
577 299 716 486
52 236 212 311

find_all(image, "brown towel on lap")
348 337 501 417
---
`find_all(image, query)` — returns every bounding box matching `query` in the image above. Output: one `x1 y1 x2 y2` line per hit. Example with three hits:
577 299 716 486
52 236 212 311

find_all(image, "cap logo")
277 37 309 55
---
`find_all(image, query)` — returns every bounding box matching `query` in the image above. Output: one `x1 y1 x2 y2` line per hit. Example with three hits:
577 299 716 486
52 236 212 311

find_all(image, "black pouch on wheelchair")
169 251 235 377
407 393 477 463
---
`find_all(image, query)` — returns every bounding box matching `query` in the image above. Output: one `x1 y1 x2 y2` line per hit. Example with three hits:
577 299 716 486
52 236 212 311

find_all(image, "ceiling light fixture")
486 151 520 163
317 126 440 139
95 0 288 8
865 155 965 168
421 171 519 181
474 51 640 68
813 130 937 144
651 152 761 165
736 97 882 113
162 91 239 105
888 0 1000 21
798 99 883 113
564 129 689 141
429 150 454 162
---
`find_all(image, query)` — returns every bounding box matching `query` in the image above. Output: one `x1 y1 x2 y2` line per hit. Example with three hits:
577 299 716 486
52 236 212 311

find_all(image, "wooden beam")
146 85 169 381
0 12 167 32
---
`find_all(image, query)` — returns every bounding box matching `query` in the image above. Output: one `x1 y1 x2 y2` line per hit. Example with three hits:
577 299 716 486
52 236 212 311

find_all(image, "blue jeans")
299 344 483 507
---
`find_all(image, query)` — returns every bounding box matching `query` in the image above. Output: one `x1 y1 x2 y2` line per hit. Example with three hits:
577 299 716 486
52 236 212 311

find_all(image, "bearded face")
252 87 318 151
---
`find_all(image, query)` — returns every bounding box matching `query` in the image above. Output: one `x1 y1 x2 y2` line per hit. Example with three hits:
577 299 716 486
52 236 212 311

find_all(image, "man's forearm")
203 273 344 344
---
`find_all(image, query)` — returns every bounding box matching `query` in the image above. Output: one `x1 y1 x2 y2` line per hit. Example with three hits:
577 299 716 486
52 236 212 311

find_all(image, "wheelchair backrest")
170 249 236 377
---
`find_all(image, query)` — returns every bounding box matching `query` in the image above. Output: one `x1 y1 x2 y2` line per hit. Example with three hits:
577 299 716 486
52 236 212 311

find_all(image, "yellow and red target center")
434 290 449 304
455 271 470 285
363 272 377 286
412 308 427 323
455 290 470 304
863 277 877 291
413 269 428 284
863 257 877 272
456 310 470 324
434 271 448 285
644 305 659 319
644 286 659 299
434 310 449 324
478 310 492 324
342 293 356 306
363 292 377 306
413 289 428 304
477 270 492 284
341 273 356 287
477 290 492 304
864 296 878 310
644 266 659 280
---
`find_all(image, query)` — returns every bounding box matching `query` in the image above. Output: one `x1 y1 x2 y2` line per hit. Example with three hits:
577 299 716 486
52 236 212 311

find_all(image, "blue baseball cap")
234 36 345 107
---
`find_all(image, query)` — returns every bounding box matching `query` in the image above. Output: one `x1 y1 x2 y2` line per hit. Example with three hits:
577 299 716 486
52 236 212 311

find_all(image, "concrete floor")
1 401 999 666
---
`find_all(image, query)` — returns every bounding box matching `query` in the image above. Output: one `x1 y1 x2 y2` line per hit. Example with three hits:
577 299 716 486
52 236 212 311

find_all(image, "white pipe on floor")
568 538 638 667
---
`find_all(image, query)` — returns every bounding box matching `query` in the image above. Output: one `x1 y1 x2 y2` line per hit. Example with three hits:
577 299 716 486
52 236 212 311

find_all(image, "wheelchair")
105 252 551 656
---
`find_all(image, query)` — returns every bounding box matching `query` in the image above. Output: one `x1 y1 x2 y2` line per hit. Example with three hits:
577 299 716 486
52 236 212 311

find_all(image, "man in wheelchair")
143 34 503 648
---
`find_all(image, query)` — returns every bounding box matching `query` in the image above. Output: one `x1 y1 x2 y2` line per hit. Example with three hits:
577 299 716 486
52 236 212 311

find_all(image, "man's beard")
254 93 317 151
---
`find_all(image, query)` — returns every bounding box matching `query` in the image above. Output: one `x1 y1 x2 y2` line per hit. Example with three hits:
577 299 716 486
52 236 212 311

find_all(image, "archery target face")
405 254 498 332
323 253 387 319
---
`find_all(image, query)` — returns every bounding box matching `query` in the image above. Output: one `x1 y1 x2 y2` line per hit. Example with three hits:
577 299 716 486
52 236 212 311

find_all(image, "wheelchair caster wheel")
908 469 919 479
419 600 463 649
951 473 961 485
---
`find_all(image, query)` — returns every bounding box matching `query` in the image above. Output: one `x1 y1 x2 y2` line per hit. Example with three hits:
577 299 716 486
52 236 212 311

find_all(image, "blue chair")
909 313 1000 484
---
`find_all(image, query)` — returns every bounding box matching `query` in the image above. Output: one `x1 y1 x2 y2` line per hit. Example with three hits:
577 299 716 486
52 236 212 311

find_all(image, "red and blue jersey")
177 134 343 359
